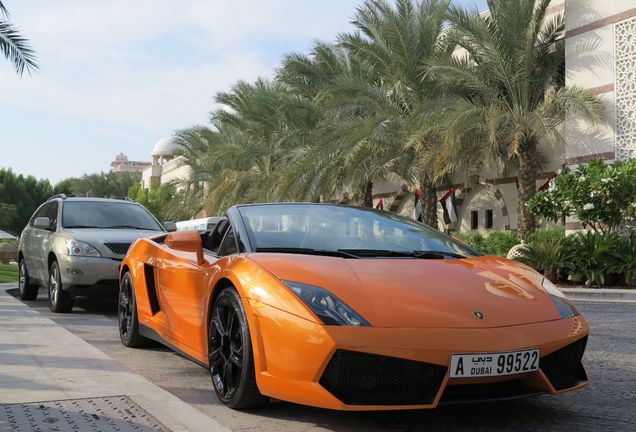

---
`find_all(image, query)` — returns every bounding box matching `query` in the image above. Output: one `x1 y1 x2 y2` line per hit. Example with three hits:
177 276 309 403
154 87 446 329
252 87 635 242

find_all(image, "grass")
0 263 19 283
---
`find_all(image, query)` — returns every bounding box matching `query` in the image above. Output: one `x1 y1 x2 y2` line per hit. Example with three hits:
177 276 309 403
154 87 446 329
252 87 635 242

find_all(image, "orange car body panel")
121 235 589 410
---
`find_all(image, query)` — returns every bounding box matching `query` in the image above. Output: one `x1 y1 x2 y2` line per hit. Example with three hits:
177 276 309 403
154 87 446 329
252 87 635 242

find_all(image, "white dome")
151 136 181 157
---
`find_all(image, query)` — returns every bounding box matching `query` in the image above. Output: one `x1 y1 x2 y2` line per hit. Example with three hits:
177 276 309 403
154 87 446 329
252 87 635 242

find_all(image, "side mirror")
165 231 204 265
33 217 51 230
164 221 177 232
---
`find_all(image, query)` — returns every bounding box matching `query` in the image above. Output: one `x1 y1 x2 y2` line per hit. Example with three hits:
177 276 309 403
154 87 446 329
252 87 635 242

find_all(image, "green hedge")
456 231 519 257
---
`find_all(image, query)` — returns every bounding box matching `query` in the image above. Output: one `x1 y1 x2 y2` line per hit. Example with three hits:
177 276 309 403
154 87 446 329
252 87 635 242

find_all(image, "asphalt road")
8 288 636 432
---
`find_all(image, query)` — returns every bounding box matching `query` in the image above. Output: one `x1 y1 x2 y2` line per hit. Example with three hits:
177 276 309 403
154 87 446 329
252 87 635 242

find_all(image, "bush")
528 158 636 232
482 231 520 257
567 231 619 287
527 227 565 245
456 231 519 257
515 235 574 282
609 234 636 286
455 233 485 251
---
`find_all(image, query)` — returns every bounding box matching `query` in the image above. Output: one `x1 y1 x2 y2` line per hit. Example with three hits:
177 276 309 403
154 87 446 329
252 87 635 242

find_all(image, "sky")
0 0 487 185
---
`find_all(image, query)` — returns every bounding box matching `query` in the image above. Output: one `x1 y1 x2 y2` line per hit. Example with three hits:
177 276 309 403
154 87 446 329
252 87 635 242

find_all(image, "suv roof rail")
107 196 134 201
47 193 67 201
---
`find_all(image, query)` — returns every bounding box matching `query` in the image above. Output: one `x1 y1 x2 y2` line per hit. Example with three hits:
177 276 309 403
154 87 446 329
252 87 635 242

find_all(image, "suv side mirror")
165 231 204 265
33 217 51 230
164 221 177 232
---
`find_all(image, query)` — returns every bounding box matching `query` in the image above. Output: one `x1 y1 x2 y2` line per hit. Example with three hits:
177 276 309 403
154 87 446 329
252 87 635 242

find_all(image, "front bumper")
250 305 589 410
58 254 121 288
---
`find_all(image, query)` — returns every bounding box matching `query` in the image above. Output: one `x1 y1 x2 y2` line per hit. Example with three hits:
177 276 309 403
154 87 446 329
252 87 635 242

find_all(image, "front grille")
104 242 132 255
319 350 446 405
540 336 588 391
440 380 544 404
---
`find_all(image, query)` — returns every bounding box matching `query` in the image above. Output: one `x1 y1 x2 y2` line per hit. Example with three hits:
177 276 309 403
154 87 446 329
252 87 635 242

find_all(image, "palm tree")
71 172 139 198
428 0 605 237
277 42 399 205
329 0 451 222
191 78 320 214
0 1 37 76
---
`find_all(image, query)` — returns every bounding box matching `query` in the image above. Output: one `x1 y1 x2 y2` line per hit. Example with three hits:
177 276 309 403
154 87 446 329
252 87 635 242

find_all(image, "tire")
48 260 74 313
209 287 267 409
18 257 39 300
118 272 147 348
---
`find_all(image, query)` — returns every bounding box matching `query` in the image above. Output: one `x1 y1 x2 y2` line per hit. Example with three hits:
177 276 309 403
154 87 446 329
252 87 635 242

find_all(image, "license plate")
449 349 540 378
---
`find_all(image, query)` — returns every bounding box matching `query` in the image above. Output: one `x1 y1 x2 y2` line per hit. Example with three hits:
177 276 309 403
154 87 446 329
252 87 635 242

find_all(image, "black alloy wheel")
208 287 266 409
118 272 146 348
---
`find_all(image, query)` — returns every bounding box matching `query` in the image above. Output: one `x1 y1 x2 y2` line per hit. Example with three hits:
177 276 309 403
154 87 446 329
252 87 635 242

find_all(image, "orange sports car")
118 203 588 410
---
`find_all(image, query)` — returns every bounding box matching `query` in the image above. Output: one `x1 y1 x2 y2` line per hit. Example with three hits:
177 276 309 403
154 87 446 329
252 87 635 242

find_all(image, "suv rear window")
62 201 163 231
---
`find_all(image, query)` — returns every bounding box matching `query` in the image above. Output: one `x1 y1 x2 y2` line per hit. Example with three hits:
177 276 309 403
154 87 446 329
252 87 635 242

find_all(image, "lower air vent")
540 336 588 391
104 243 132 255
440 380 544 404
319 350 446 405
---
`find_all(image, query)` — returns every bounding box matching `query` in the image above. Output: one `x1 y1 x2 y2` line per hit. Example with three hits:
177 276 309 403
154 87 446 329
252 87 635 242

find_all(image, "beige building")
110 153 151 174
372 0 636 234
140 137 191 189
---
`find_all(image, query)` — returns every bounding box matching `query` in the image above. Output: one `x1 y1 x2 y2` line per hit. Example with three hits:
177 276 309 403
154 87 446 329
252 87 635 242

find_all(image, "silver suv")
17 195 172 313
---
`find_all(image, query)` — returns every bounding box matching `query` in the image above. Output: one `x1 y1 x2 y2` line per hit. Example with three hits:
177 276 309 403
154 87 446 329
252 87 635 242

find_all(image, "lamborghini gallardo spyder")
118 203 589 410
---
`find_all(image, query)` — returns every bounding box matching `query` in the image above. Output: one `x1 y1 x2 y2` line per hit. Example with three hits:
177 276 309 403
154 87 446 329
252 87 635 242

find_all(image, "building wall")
565 0 636 164
159 156 191 188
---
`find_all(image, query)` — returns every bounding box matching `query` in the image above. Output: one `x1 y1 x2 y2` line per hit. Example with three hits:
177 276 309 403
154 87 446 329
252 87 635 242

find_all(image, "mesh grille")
540 336 588 391
319 350 446 405
104 243 132 255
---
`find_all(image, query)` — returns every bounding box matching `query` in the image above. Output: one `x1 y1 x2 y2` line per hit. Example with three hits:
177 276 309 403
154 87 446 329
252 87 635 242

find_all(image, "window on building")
485 209 493 229
471 210 479 230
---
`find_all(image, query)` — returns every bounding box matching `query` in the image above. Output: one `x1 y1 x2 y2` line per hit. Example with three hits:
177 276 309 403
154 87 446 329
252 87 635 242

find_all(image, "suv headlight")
542 278 578 318
66 239 101 257
283 280 370 327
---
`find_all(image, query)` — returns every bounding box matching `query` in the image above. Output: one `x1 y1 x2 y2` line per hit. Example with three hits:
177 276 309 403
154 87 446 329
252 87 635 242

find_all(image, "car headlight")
66 239 101 257
283 280 370 327
542 278 578 318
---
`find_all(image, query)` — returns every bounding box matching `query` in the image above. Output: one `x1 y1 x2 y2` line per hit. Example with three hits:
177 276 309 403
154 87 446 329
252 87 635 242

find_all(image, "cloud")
0 0 360 182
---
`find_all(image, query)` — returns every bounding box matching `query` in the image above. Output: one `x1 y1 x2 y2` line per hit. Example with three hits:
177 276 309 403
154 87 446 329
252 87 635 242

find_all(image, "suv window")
62 201 163 230
218 227 238 256
45 201 59 231
29 203 50 227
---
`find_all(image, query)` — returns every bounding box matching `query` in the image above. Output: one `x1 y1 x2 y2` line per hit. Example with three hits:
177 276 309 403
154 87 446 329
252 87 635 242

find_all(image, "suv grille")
104 243 132 255
319 350 446 405
540 336 588 391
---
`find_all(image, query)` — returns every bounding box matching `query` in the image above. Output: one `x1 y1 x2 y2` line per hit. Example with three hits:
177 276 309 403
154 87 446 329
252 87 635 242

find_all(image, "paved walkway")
0 286 229 432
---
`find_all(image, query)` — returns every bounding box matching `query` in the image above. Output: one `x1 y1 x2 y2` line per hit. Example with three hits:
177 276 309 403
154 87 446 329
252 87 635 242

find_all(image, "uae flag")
414 191 422 222
440 187 458 225
375 197 384 210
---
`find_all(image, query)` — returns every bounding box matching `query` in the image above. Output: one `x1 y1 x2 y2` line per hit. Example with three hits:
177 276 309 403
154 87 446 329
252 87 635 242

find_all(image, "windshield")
62 201 163 231
238 204 475 257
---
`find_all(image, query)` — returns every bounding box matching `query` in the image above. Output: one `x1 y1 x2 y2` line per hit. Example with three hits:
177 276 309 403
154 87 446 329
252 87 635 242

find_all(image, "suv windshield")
238 204 475 257
62 201 163 231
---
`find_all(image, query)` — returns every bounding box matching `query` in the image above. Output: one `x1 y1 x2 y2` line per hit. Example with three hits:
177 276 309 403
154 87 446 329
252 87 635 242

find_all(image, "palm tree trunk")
362 180 373 208
420 175 438 228
517 137 538 238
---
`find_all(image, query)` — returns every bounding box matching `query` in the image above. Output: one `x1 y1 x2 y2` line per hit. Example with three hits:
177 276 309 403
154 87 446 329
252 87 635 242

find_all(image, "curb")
561 287 636 303
0 287 230 432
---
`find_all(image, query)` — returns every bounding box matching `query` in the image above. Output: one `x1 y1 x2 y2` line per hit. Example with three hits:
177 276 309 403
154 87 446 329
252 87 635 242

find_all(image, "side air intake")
144 264 160 315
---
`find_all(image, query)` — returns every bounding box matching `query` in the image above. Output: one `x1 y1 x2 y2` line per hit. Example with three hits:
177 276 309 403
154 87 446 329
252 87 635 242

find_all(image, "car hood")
247 253 560 328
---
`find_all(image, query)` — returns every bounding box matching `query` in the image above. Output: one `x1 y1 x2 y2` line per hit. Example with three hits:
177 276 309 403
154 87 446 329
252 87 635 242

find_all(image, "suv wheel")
48 261 74 313
18 258 39 300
